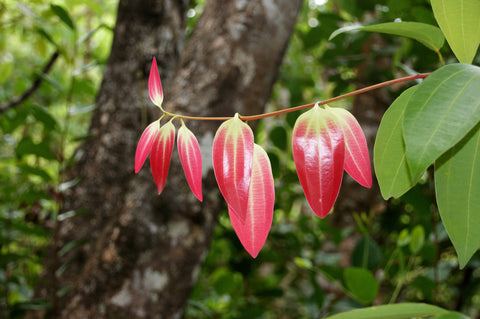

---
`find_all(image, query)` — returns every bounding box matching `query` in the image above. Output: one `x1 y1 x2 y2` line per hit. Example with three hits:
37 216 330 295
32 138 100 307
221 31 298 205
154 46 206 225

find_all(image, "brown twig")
0 50 60 113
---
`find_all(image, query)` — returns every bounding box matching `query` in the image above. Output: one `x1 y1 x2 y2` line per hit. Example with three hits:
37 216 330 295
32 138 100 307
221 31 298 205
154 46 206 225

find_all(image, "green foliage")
435 123 480 268
189 0 480 318
430 0 480 64
0 0 115 316
330 22 445 54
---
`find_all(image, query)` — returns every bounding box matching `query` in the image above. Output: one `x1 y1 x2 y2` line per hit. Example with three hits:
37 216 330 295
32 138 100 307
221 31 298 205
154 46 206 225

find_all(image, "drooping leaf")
150 121 175 194
435 123 480 268
323 303 449 319
344 267 379 304
177 124 203 201
431 0 480 64
135 121 160 173
329 22 444 54
292 104 345 218
213 114 254 221
403 64 480 182
374 86 418 199
229 144 274 258
149 57 164 107
50 4 76 30
328 106 372 188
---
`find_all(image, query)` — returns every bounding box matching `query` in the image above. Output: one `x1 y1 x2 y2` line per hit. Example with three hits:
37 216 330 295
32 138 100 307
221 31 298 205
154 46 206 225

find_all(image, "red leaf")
292 104 345 218
328 107 372 187
135 121 160 173
150 121 175 194
229 144 274 258
213 114 254 221
177 124 203 201
149 57 163 107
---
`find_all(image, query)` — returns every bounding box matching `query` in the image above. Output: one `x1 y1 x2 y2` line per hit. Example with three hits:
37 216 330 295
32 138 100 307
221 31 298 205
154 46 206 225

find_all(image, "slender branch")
0 51 60 113
175 73 430 122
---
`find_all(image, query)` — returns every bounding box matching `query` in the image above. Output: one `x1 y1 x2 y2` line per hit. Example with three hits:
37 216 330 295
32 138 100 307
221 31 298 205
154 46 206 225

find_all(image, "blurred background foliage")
0 0 479 318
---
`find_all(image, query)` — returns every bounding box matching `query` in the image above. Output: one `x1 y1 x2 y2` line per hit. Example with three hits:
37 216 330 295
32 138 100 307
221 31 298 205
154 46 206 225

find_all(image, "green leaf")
436 312 472 319
435 123 480 268
409 225 425 254
431 0 480 64
50 4 76 30
329 22 444 53
323 303 449 319
344 267 378 304
403 64 480 182
16 137 56 160
374 86 417 199
351 236 382 270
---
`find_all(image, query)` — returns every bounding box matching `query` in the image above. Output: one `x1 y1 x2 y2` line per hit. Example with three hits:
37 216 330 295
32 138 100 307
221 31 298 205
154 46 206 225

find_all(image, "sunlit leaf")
374 86 418 199
50 4 76 30
344 267 379 304
435 123 480 268
292 104 345 218
150 121 175 194
149 57 164 107
229 144 274 258
177 124 203 201
135 121 160 173
328 106 372 188
403 64 480 182
431 0 480 64
213 114 254 221
329 22 444 53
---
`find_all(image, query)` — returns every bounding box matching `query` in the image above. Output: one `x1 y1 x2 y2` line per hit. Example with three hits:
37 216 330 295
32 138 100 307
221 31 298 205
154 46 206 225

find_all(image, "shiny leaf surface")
229 144 274 258
150 121 175 194
213 114 254 221
435 123 480 268
177 124 203 201
328 107 372 188
135 121 160 173
374 86 418 199
149 57 164 107
292 104 345 218
403 64 480 182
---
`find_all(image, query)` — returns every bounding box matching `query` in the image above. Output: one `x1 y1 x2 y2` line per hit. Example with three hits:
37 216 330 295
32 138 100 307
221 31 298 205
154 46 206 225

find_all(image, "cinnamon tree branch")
0 50 60 113
174 73 430 122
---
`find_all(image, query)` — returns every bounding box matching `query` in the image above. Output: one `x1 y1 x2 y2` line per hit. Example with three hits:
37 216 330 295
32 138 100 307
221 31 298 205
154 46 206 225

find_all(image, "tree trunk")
29 0 302 318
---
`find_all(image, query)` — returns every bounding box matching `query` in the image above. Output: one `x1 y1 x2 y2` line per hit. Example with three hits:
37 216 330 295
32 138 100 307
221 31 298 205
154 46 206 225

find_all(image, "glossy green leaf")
435 123 480 268
324 303 449 319
404 64 480 182
50 4 76 30
431 0 480 64
344 267 378 304
329 22 444 53
374 86 417 199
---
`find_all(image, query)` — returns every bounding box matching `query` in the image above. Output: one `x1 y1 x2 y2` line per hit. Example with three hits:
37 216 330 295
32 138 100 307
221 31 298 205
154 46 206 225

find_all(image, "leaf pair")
292 104 372 218
375 63 480 268
135 59 203 201
213 115 274 258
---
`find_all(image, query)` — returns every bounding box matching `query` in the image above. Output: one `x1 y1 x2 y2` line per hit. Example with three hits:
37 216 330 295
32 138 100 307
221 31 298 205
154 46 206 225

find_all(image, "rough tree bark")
29 0 302 318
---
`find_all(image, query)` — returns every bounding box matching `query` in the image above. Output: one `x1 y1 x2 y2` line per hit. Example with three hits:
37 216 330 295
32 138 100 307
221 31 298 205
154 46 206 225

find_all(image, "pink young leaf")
177 124 203 201
135 121 160 173
149 57 164 107
328 107 372 188
229 144 274 258
150 121 175 194
212 113 254 222
292 104 345 218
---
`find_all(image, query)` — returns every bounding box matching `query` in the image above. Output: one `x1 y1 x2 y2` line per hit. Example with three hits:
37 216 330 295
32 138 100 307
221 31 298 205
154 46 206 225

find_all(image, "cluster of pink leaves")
135 59 371 258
